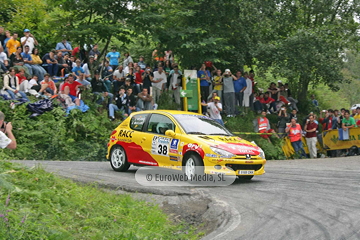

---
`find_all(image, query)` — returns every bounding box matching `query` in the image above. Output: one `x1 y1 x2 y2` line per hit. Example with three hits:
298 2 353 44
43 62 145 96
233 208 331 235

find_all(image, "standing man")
304 115 318 158
151 66 167 105
201 96 224 126
138 56 147 70
20 29 38 53
56 38 73 56
286 118 306 158
222 69 237 117
211 68 223 104
106 46 121 70
197 63 211 104
234 70 247 111
168 65 182 106
0 111 17 149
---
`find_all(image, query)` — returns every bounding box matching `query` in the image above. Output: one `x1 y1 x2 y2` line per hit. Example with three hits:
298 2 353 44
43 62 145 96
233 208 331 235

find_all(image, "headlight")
210 147 235 158
259 148 265 159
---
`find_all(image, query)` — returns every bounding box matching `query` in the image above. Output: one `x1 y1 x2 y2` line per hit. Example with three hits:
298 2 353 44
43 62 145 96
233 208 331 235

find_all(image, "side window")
147 114 175 135
130 114 148 131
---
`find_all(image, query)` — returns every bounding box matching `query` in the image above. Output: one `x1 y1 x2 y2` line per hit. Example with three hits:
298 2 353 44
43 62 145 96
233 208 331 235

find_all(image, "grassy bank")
0 160 199 239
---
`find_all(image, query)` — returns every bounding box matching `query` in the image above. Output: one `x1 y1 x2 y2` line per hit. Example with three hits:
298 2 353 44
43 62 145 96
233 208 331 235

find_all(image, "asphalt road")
14 156 360 240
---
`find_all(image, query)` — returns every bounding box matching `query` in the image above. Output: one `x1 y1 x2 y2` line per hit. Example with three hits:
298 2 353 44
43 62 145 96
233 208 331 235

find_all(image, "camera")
0 121 7 132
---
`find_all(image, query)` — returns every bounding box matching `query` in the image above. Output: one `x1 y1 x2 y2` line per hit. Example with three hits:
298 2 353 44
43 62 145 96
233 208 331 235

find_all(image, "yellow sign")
322 128 360 150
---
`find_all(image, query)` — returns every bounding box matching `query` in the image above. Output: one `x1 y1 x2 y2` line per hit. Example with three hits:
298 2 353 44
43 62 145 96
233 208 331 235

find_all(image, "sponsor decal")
183 143 205 158
169 149 178 154
118 129 134 138
151 136 171 156
205 153 218 157
139 160 158 166
170 139 179 149
170 156 178 162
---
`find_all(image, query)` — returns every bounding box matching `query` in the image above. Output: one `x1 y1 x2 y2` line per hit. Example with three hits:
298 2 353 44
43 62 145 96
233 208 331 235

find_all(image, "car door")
142 113 183 168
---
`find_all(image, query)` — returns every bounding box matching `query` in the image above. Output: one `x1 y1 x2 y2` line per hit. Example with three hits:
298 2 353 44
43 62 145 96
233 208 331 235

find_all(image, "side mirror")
165 130 176 138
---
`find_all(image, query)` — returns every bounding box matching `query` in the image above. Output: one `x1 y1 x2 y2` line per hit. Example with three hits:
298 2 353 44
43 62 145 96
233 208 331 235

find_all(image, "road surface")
14 156 360 240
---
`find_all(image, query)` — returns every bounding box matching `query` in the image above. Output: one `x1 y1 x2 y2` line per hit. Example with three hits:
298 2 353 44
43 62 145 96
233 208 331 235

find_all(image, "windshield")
174 114 233 135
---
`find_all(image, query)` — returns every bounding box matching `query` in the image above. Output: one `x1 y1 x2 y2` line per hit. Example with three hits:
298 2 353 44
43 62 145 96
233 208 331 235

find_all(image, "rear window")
130 114 148 131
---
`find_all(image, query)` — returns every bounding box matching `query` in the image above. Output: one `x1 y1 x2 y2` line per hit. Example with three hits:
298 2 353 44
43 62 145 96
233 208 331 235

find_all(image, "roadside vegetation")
0 160 199 239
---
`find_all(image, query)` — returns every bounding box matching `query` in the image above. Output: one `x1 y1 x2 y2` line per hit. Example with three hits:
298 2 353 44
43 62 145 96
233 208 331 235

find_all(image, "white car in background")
350 104 360 110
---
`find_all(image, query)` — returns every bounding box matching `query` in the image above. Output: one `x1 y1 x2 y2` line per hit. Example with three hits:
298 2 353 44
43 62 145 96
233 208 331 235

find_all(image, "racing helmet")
156 123 169 134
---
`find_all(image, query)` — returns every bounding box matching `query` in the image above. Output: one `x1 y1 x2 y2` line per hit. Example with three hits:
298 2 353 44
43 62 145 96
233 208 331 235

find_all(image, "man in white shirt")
113 65 125 81
168 66 182 106
20 29 38 53
0 46 9 72
151 66 167 104
201 96 224 126
0 111 17 149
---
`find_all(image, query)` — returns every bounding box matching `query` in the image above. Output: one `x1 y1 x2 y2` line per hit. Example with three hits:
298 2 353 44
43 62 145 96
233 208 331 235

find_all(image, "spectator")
20 29 38 53
30 48 46 80
152 48 164 67
2 68 29 101
0 27 5 47
28 75 47 97
286 118 306 158
89 44 100 61
323 109 338 130
289 109 298 121
0 46 9 73
354 107 360 125
242 72 252 111
83 55 97 80
41 73 57 95
223 69 237 117
124 62 134 75
126 88 139 115
63 53 73 74
99 60 113 80
211 68 223 104
141 66 153 94
3 30 11 55
164 49 174 63
91 70 113 104
138 56 146 70
122 52 133 68
151 66 167 104
253 110 279 143
60 74 82 106
76 73 91 89
113 76 125 95
72 59 84 76
261 92 276 113
15 69 29 94
277 80 283 88
6 32 20 57
234 70 247 110
109 87 128 121
113 65 125 82
279 85 298 111
21 45 34 77
267 82 279 103
248 70 256 110
56 38 73 56
342 110 356 131
43 49 58 77
198 63 211 104
253 93 264 113
201 96 224 126
168 65 182 107
310 94 318 106
134 66 144 95
0 111 17 149
9 47 30 77
304 115 318 158
55 51 69 76
123 78 133 92
136 88 153 110
278 106 290 137
106 46 120 70
164 60 172 77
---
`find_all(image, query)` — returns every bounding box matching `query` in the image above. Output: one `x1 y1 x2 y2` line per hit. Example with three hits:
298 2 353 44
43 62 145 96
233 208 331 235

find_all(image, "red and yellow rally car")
106 110 266 180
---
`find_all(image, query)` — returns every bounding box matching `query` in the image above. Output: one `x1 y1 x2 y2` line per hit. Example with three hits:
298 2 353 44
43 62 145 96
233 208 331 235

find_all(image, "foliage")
0 160 199 239
0 99 117 161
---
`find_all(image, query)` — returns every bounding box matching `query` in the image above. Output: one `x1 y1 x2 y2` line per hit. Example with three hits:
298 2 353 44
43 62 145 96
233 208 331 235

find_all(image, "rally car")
106 110 266 180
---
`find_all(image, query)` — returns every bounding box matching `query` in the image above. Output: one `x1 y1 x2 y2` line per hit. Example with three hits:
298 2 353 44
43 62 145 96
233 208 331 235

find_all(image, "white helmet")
156 123 169 134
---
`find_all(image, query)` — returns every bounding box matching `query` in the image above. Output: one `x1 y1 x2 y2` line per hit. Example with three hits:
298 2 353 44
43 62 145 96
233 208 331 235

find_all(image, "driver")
156 123 169 134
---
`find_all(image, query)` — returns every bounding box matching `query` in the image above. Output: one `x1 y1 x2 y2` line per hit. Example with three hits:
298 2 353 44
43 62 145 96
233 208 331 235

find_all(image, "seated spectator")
278 106 290 137
28 75 47 97
91 70 113 104
286 118 306 158
43 49 58 77
72 59 84 77
60 74 82 106
56 38 72 56
22 45 44 79
2 68 29 101
15 69 29 94
56 51 69 76
138 56 146 70
125 67 135 86
113 76 125 95
267 82 279 102
253 92 263 113
126 88 140 115
261 92 276 113
109 86 128 121
0 46 9 73
123 78 133 92
76 73 91 89
279 85 298 111
124 62 134 75
136 88 153 110
123 52 133 68
41 73 57 95
89 44 100 61
30 48 46 80
113 65 125 82
98 61 113 93
9 47 31 78
253 110 279 143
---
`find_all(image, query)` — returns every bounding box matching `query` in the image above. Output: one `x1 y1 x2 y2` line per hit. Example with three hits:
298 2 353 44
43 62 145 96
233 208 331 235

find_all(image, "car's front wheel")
110 145 130 172
184 153 204 181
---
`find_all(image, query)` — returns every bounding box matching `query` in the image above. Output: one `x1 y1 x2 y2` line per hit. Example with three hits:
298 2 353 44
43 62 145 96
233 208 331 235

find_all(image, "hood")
196 135 261 155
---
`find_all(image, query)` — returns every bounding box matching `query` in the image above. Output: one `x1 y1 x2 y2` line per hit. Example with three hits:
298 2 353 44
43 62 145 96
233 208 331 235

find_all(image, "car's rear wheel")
110 145 130 172
184 153 204 181
238 175 254 180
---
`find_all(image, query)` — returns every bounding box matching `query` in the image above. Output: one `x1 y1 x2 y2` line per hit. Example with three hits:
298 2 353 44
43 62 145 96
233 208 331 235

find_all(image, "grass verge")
0 160 199 239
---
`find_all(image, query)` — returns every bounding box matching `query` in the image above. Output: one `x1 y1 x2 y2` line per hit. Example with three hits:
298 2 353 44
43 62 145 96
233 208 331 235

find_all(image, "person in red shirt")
304 115 318 158
15 69 29 93
134 66 144 95
61 74 83 106
286 118 306 158
261 92 276 113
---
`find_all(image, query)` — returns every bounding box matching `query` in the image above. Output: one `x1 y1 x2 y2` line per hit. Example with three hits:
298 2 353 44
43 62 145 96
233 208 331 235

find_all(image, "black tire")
238 175 254 180
110 145 130 172
183 153 204 181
